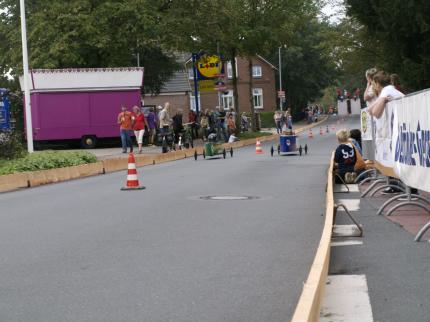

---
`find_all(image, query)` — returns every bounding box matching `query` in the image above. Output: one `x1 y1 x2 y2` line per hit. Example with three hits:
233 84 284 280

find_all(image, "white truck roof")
19 67 144 93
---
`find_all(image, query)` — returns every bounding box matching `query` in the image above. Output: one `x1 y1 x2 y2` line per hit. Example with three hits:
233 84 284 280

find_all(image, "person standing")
117 105 134 153
147 107 157 146
172 109 184 144
188 110 198 139
274 111 282 134
159 102 171 135
132 106 148 154
227 113 236 136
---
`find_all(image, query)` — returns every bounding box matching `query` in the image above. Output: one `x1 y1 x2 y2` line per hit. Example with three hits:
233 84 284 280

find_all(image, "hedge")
259 112 275 128
0 151 97 175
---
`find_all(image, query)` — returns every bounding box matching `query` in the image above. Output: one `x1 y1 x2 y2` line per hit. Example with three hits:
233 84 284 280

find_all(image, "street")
0 116 354 322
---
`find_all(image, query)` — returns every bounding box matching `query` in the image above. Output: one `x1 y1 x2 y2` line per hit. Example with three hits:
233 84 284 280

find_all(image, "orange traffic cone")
121 153 145 190
320 127 324 136
308 129 314 139
255 140 263 154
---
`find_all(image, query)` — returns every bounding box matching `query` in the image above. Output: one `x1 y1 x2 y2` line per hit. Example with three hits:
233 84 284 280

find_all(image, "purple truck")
20 68 144 148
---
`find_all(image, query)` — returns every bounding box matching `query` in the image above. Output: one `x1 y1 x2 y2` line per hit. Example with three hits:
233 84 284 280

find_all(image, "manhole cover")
199 195 258 200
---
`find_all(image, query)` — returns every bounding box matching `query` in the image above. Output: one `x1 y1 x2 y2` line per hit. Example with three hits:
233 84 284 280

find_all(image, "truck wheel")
81 135 97 149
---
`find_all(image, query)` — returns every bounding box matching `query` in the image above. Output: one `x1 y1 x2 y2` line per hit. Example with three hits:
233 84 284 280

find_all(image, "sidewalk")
324 182 430 322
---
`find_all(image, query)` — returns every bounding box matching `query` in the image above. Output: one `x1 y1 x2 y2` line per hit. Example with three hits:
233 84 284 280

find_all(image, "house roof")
19 67 144 93
160 70 191 93
256 55 278 70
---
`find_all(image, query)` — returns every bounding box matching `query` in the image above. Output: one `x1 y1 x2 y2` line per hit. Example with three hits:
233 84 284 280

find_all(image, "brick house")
143 55 277 118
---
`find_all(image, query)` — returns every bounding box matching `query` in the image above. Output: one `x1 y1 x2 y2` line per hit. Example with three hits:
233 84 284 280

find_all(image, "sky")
320 0 346 23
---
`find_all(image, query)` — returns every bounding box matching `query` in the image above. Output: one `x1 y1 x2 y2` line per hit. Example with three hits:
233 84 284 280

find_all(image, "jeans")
120 129 132 152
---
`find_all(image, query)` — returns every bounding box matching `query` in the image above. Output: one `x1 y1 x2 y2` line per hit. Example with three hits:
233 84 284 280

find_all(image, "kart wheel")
277 145 281 155
223 148 226 159
194 150 198 161
203 151 206 159
230 147 233 157
270 146 274 157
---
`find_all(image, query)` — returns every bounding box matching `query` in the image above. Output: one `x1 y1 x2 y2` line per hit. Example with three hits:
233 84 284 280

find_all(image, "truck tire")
81 135 97 149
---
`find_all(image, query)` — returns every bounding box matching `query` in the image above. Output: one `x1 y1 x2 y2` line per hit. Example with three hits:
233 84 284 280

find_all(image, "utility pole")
278 46 282 111
20 0 33 153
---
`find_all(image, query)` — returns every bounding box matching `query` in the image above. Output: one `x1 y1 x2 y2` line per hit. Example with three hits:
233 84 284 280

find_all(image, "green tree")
345 0 430 91
0 0 177 94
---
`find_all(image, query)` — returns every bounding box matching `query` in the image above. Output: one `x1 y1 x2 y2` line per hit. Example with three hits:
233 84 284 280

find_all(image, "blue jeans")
120 129 132 151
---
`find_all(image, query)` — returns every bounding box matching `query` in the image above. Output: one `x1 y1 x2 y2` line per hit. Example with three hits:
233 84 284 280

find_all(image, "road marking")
336 199 360 211
334 184 360 192
332 225 362 237
320 275 374 322
331 240 363 247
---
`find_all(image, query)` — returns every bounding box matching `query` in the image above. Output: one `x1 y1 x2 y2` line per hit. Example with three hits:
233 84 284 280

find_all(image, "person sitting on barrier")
349 129 363 155
334 129 357 184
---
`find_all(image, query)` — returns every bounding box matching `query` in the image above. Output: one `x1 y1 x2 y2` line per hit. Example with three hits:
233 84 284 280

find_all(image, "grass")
237 131 273 140
0 150 98 176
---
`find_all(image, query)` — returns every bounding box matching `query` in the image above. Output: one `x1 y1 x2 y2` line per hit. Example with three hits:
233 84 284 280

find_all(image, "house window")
253 88 263 109
188 67 194 80
252 65 262 78
221 90 234 109
190 93 201 111
227 59 238 79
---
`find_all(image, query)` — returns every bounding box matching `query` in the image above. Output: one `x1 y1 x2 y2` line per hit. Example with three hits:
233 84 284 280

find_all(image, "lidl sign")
197 55 223 79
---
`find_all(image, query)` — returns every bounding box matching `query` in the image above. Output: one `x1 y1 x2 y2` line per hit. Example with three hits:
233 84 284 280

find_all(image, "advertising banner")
0 90 10 130
374 100 396 168
392 91 430 192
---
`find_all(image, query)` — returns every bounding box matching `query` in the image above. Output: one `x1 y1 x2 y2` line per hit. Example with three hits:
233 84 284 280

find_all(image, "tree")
345 0 430 91
0 0 178 94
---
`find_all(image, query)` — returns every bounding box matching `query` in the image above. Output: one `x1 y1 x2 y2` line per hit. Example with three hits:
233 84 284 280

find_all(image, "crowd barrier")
291 153 335 322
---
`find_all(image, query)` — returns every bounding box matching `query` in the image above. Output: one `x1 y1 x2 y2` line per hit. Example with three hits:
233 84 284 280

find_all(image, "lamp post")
278 45 286 111
20 0 34 153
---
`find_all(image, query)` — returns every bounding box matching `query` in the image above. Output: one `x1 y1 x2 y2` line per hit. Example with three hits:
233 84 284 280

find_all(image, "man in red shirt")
117 105 134 153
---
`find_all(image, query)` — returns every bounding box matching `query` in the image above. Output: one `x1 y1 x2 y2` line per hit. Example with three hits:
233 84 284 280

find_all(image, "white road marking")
332 225 362 237
336 199 360 211
320 275 374 322
334 184 360 192
331 240 363 247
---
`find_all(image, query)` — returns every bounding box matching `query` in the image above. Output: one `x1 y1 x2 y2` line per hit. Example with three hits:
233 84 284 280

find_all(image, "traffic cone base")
122 153 145 191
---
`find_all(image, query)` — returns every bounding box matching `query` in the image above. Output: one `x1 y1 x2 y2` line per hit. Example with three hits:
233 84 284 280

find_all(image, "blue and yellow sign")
0 89 10 130
197 55 223 79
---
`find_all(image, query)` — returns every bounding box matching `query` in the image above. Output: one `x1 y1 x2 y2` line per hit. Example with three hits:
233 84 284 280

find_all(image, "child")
334 129 357 183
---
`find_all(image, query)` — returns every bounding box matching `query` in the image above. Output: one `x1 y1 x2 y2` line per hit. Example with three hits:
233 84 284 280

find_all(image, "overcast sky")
320 0 345 23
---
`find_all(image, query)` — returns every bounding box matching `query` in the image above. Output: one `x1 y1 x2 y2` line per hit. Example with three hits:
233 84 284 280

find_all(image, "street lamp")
20 0 34 153
278 45 286 111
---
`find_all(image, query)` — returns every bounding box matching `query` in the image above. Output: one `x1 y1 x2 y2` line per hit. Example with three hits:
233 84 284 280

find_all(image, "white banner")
392 91 430 192
374 101 395 168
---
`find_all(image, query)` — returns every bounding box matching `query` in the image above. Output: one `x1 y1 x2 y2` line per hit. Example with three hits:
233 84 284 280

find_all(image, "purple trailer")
19 68 144 148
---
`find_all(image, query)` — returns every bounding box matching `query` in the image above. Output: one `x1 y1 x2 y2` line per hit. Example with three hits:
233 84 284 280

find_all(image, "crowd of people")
334 67 416 196
117 102 251 153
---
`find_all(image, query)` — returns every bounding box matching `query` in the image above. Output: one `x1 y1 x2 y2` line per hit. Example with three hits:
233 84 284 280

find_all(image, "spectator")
172 109 183 144
132 106 148 154
390 73 404 93
349 128 362 155
364 68 378 105
274 111 282 134
286 108 293 129
159 102 171 135
215 106 228 142
146 107 157 146
334 129 357 183
227 113 236 136
117 105 134 153
241 112 249 132
200 111 210 140
188 110 198 139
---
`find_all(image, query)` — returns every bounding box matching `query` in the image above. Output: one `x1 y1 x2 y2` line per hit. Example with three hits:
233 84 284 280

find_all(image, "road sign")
197 55 223 79
278 90 285 98
215 81 227 91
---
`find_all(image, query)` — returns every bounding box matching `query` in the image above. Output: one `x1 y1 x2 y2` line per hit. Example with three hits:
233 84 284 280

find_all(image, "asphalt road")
0 115 357 322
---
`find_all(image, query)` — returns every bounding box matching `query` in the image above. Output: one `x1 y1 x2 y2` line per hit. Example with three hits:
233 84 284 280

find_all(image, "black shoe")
381 187 400 194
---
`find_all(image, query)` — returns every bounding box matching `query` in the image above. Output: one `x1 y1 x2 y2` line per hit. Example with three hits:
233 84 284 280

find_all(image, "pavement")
0 115 343 322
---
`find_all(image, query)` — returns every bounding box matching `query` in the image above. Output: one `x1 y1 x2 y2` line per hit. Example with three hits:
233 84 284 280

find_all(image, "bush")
0 151 97 175
259 112 275 128
0 130 26 160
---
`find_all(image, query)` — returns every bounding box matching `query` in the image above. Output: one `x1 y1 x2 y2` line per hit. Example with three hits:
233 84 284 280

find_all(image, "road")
0 115 356 322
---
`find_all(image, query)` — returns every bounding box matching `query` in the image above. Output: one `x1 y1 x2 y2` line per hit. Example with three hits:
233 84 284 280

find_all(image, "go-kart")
194 133 233 160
